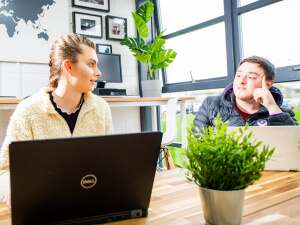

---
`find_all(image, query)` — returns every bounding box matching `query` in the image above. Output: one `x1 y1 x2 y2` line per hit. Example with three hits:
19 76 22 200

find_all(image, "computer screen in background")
96 53 123 83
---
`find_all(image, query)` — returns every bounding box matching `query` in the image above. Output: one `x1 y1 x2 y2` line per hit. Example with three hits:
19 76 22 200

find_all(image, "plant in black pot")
120 2 177 97
178 115 274 225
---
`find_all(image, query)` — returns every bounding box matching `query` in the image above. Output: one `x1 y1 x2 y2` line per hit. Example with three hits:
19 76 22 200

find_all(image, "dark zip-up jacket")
193 83 299 131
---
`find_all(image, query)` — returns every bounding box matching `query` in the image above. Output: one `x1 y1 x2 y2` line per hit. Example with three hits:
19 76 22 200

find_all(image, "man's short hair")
238 56 276 81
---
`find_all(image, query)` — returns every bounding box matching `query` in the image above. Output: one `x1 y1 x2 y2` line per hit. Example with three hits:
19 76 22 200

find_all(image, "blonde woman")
0 34 114 207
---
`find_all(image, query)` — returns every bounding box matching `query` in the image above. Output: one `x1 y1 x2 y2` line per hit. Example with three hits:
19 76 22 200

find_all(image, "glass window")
274 81 300 108
160 88 224 168
273 81 300 123
166 147 184 167
162 88 224 115
159 0 224 35
240 0 300 68
238 0 259 7
163 22 228 84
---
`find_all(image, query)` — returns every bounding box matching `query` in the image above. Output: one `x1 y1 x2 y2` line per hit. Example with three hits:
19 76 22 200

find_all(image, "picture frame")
105 16 127 41
73 12 103 39
72 0 110 13
96 44 112 54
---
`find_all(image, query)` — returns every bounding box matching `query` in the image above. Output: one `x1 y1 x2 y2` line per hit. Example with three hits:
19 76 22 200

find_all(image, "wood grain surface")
0 169 299 225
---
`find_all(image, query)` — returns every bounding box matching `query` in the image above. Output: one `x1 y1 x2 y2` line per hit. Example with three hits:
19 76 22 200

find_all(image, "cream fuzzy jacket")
0 87 113 201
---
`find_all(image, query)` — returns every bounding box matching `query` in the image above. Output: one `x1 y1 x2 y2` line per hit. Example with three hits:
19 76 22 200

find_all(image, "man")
193 56 298 131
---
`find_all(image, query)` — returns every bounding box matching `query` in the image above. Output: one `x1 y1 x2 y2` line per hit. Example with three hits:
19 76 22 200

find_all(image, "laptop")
227 126 300 171
9 131 162 225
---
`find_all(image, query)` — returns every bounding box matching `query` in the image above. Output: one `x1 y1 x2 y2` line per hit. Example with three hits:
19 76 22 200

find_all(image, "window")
159 0 224 35
238 0 259 7
164 22 228 84
150 0 300 160
155 0 300 91
274 81 300 123
161 87 225 167
240 0 300 68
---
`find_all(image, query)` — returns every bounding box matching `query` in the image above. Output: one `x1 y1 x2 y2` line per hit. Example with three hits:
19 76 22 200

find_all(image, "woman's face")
69 45 101 93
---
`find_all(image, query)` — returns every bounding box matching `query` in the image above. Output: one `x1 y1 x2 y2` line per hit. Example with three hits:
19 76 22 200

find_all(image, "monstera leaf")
150 49 177 70
132 50 151 63
120 37 147 52
132 12 148 38
120 2 177 79
136 2 154 23
148 30 166 54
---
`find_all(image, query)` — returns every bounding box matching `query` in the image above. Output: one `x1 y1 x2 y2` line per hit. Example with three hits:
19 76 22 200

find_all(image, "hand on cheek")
253 76 271 104
253 75 282 115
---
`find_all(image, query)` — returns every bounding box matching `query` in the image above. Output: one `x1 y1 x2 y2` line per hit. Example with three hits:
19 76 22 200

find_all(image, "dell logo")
81 174 97 189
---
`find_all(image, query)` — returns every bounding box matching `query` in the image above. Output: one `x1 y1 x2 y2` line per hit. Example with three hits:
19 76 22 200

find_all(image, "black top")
49 92 84 134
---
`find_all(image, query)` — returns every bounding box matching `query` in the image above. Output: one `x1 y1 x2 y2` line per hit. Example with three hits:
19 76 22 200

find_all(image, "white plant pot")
199 186 245 225
141 80 162 97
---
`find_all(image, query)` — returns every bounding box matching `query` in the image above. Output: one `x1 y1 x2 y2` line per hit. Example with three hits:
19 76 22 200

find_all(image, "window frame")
154 0 300 93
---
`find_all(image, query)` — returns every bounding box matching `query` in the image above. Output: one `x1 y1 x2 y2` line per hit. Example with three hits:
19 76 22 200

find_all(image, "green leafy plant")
178 115 275 190
120 2 177 79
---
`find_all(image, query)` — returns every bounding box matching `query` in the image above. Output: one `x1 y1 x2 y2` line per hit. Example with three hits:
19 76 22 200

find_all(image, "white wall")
0 0 141 147
70 0 141 134
72 0 140 96
0 62 50 98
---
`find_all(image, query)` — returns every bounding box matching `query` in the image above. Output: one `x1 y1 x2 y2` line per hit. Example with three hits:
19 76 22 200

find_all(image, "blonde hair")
48 33 96 88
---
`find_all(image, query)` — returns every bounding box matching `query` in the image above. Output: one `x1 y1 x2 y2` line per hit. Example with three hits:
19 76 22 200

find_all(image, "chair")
160 97 179 170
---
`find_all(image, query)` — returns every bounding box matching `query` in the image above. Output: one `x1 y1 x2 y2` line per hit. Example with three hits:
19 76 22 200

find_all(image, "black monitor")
96 53 123 83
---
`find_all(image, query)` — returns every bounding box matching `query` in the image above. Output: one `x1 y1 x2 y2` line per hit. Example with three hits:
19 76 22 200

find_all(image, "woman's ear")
63 60 72 74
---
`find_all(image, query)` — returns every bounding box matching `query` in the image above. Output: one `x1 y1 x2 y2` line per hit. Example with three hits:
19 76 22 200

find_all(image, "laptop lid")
9 131 162 225
227 126 300 171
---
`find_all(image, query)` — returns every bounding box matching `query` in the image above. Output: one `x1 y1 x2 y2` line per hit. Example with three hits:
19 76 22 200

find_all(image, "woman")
0 34 114 206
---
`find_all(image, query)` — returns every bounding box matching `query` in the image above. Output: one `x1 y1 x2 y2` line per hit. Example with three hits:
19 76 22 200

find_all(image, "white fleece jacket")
0 87 113 201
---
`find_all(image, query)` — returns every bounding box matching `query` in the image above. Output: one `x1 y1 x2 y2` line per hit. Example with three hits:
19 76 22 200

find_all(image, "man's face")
233 62 270 101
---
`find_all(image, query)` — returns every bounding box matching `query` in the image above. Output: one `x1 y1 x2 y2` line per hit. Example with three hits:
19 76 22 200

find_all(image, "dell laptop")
227 126 300 171
9 131 162 225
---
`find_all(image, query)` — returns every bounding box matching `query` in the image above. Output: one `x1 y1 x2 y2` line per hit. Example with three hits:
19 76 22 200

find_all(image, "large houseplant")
120 2 177 97
179 115 274 225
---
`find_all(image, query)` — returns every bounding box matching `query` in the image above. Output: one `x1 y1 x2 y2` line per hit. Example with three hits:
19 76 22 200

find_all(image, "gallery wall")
0 0 141 146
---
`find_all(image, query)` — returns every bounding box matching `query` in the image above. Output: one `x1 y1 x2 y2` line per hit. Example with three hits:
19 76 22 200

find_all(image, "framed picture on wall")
105 16 127 41
72 0 110 12
96 44 112 53
73 12 103 39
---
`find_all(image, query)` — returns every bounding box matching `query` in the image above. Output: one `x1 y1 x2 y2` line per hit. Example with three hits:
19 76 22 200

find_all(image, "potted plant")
178 115 274 225
120 2 177 97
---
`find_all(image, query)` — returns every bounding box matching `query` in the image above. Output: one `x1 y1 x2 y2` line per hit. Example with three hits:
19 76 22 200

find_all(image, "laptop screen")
227 126 300 171
9 132 162 225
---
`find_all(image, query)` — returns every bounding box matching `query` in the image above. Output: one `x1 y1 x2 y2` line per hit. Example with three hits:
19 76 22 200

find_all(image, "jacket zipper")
54 114 72 137
72 108 93 136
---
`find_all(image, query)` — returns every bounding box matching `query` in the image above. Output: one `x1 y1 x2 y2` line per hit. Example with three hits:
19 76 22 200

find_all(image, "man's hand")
253 75 282 115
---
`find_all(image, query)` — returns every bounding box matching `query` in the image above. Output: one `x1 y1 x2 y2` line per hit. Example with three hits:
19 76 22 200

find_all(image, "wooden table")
0 169 299 225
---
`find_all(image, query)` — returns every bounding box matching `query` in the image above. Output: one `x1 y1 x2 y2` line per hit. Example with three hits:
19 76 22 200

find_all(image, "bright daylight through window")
157 0 300 167
160 0 226 84
159 0 224 36
164 22 227 84
241 0 300 68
